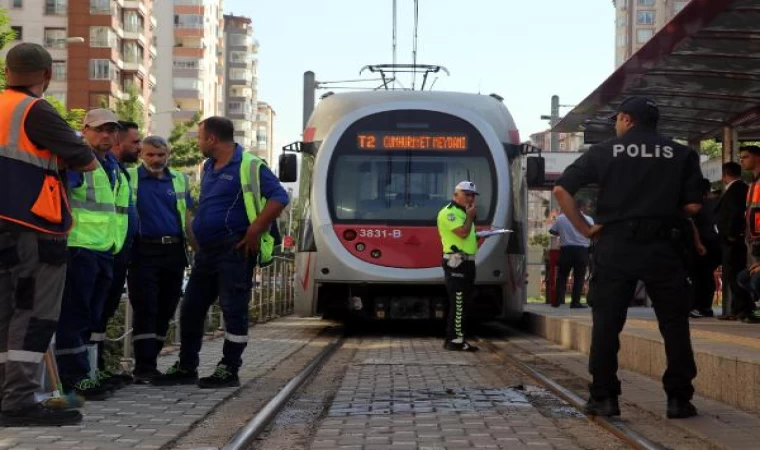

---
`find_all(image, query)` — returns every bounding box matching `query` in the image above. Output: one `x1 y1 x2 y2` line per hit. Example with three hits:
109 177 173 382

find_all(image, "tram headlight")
343 229 357 241
355 243 366 252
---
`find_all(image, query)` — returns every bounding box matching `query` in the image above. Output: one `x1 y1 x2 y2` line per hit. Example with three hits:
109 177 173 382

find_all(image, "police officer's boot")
584 396 620 417
666 398 697 419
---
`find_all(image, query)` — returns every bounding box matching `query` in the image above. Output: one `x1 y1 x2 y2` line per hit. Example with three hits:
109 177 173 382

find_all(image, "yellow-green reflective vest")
437 202 477 255
68 160 130 254
127 166 189 238
240 152 275 267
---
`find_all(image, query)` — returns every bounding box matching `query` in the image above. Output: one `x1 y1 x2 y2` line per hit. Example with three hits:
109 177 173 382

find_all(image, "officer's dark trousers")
722 240 753 317
588 233 696 401
56 248 113 383
443 260 476 342
94 244 131 370
127 241 186 372
556 245 589 306
179 236 255 372
0 225 66 411
689 240 720 313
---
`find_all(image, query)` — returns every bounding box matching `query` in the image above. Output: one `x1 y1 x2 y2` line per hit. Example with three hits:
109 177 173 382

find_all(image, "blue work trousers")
178 236 255 371
55 248 113 383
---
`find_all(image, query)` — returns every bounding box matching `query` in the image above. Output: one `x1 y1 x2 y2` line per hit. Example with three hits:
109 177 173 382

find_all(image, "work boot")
443 341 479 352
666 398 697 419
104 369 134 386
198 364 240 389
570 303 588 309
0 403 82 427
133 368 162 385
151 362 198 386
584 396 620 417
65 378 112 401
95 370 126 390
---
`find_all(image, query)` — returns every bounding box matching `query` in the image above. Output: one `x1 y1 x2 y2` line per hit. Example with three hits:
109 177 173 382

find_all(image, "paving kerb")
504 321 760 450
520 305 760 415
0 317 328 450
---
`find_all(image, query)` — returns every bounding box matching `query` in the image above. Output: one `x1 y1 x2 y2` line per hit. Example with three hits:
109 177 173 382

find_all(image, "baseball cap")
614 96 660 125
455 180 479 195
5 43 53 73
83 109 121 129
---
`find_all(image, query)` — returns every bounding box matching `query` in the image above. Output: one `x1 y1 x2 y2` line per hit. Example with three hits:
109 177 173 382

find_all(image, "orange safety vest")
747 180 760 239
0 89 72 235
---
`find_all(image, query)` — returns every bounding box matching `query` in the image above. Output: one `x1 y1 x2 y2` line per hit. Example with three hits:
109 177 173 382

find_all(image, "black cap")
6 43 53 73
615 96 660 125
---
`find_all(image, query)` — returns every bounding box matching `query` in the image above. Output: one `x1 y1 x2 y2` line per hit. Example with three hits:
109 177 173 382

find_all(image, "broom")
41 348 85 410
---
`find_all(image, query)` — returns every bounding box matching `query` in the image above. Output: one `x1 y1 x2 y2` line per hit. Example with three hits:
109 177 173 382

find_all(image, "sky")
225 0 616 185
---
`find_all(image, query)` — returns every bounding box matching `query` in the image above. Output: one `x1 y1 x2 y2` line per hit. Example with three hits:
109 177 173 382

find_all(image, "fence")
106 256 295 369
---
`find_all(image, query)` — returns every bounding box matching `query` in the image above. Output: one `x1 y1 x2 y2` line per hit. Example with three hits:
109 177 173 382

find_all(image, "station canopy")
555 0 760 142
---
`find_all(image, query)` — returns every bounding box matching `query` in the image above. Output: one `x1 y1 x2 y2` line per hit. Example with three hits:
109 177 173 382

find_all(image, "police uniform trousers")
94 243 132 371
178 235 255 372
588 228 696 401
442 259 476 342
55 248 113 383
0 223 67 411
556 245 589 306
127 240 186 373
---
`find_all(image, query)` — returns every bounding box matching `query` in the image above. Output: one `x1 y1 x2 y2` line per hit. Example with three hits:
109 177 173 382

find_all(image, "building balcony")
227 61 249 69
122 0 148 17
227 111 251 120
173 109 200 121
174 4 204 14
173 68 203 78
173 46 204 58
227 78 248 86
148 73 156 85
175 26 204 38
149 44 157 57
173 88 203 100
122 30 148 46
122 59 147 74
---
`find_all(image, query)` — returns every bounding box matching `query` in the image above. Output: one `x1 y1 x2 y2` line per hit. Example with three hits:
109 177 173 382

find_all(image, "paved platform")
0 318 329 450
520 304 760 415
310 337 614 450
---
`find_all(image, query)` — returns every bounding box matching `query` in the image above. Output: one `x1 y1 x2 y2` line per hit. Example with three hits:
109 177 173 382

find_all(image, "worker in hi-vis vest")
437 181 481 352
152 117 288 389
0 43 97 427
55 109 130 402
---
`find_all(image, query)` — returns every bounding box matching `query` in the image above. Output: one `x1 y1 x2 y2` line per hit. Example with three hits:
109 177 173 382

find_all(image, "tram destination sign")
357 132 468 151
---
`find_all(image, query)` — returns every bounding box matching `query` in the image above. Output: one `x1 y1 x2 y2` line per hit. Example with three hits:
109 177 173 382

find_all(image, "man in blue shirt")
153 117 287 389
127 135 196 384
90 121 141 389
549 199 594 308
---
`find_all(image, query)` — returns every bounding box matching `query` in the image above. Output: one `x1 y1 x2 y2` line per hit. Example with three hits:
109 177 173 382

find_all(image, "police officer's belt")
603 218 682 242
443 253 475 261
138 236 183 245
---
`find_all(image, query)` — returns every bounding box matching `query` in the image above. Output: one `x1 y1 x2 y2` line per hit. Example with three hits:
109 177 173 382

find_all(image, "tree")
169 112 203 168
46 96 87 130
700 139 721 159
0 9 18 90
529 232 550 249
112 84 144 128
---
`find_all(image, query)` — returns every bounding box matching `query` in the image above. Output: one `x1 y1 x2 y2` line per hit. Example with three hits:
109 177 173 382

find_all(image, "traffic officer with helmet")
55 109 131 401
126 135 195 384
152 117 287 388
0 43 96 426
553 97 702 419
437 180 480 352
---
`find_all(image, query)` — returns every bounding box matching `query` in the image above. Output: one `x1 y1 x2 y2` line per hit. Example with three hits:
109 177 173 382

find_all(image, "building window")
52 61 66 81
229 68 249 80
616 32 627 47
674 0 689 13
45 0 67 15
123 10 143 33
637 0 654 5
89 59 117 80
122 41 144 64
636 28 653 43
12 0 22 8
173 78 201 90
90 26 117 48
44 28 67 48
11 26 22 41
173 59 201 70
46 91 66 105
90 0 111 14
636 11 654 25
228 34 248 47
174 14 203 29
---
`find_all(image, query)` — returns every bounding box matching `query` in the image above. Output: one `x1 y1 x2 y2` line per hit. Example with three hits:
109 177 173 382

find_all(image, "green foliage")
46 96 86 130
0 9 18 90
169 112 203 168
700 139 721 159
113 84 144 128
529 232 550 249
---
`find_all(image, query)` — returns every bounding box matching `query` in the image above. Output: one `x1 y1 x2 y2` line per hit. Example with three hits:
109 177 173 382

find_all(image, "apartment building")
614 0 691 67
255 101 275 164
152 0 224 138
3 0 156 125
222 13 257 150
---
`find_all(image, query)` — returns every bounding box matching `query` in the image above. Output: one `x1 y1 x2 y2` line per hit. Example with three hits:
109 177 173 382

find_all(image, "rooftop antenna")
412 0 420 90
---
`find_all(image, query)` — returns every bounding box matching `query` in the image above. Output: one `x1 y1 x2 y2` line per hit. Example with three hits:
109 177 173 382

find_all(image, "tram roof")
555 0 760 141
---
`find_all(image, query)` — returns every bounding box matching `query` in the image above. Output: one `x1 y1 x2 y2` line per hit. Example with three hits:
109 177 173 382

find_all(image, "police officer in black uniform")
553 97 702 419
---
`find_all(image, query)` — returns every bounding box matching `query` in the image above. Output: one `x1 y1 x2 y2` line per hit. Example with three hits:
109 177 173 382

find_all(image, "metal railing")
107 256 295 368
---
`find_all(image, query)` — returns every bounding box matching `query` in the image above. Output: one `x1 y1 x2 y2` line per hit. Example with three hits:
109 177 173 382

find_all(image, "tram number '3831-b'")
356 228 404 239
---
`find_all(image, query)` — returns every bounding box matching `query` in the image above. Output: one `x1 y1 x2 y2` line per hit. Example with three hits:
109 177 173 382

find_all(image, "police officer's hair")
118 121 138 135
142 135 168 150
722 162 742 178
740 145 760 157
199 116 234 143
